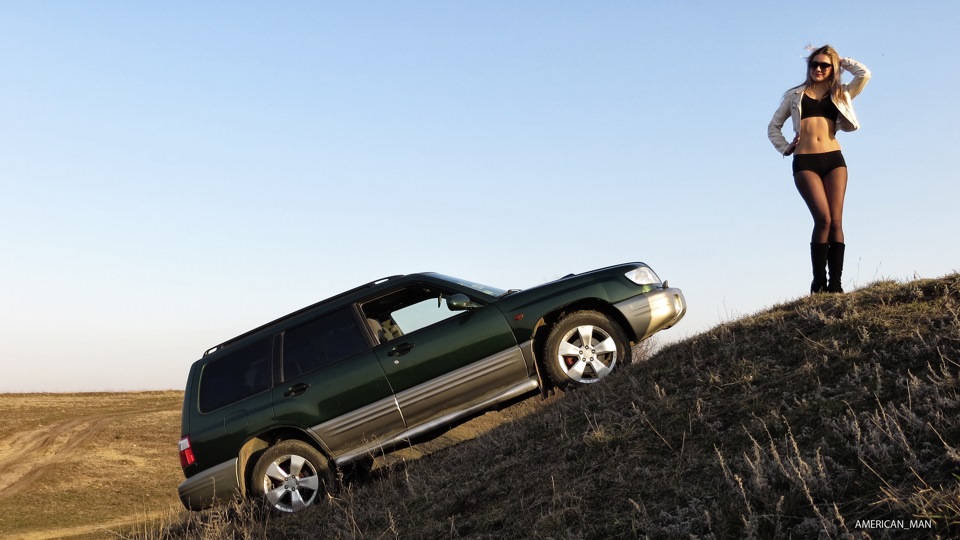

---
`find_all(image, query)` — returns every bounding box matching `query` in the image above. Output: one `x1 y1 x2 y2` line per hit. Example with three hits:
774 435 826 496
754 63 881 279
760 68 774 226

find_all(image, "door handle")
283 383 311 398
387 342 415 357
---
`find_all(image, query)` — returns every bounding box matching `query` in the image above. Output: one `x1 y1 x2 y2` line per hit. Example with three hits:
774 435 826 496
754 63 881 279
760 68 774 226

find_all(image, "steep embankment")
171 274 960 539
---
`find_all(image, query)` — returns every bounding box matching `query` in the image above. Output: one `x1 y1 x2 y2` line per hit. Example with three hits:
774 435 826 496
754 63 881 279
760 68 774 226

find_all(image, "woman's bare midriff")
795 116 841 155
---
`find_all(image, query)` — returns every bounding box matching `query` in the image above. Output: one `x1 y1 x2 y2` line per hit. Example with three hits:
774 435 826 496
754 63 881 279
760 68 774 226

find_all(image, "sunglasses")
809 61 832 71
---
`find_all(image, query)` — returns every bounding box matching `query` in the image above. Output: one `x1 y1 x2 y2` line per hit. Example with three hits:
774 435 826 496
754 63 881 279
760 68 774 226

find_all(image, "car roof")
200 270 517 358
203 274 407 357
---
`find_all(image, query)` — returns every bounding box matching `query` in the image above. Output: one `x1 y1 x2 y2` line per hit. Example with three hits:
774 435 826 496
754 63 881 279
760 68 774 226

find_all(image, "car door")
270 306 405 458
363 283 530 427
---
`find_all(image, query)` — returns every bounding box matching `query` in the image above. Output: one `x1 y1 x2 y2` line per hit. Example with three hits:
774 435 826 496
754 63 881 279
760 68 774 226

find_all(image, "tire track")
0 406 172 499
6 509 170 540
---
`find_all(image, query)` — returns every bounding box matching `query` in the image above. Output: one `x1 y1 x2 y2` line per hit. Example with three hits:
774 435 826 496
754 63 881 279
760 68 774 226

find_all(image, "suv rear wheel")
251 440 331 513
543 311 630 388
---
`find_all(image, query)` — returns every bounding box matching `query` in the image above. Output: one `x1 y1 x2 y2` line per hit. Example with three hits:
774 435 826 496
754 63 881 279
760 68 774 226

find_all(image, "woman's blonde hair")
804 44 843 101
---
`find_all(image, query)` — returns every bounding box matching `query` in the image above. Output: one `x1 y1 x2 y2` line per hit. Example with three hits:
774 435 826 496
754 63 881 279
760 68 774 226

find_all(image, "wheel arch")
531 298 636 366
238 427 330 497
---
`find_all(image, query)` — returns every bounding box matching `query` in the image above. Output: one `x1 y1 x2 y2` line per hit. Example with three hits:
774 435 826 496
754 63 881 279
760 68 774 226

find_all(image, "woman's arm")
767 94 794 155
841 57 870 99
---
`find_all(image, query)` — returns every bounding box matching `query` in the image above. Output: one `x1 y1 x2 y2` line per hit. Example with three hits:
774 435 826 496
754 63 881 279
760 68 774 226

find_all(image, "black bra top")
801 92 840 121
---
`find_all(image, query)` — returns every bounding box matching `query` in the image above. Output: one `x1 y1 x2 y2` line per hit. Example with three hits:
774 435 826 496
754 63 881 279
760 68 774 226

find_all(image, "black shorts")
792 150 847 177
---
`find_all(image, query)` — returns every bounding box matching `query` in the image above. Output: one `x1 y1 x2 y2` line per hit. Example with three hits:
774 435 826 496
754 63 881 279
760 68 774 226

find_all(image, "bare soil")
0 389 541 539
0 392 184 539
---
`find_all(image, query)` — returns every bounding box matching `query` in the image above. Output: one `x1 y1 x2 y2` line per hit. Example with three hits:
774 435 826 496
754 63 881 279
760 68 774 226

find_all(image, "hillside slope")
177 274 960 539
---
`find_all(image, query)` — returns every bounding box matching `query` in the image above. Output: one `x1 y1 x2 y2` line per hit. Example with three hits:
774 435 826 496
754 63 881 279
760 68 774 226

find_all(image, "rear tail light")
179 436 195 468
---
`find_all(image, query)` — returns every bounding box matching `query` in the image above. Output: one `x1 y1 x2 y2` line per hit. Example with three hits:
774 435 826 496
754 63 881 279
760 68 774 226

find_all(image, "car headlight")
624 266 661 286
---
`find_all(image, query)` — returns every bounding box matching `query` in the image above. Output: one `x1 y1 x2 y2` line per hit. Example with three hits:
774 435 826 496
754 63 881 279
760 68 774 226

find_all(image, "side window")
391 297 459 334
199 338 271 412
362 285 477 343
283 307 368 380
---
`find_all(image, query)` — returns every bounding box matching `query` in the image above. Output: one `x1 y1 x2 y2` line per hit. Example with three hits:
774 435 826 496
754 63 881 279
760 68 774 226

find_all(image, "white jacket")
767 57 871 155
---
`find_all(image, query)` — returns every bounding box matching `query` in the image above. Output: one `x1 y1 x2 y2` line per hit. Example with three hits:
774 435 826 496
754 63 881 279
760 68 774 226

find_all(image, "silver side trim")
519 339 548 396
518 339 536 373
614 287 687 341
178 458 240 510
394 348 529 425
332 377 539 465
310 394 404 454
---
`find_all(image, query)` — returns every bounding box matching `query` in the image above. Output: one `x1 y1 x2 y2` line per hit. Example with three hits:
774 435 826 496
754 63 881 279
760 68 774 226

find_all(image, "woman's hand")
784 133 800 156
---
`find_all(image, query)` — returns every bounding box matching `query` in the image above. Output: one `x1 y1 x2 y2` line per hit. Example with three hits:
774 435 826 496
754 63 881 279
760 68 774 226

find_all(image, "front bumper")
178 458 241 510
614 286 686 342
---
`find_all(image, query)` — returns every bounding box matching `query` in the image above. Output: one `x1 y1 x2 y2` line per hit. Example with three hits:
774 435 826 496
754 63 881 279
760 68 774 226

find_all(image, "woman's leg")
823 167 848 291
822 167 847 243
794 171 831 243
795 171 831 292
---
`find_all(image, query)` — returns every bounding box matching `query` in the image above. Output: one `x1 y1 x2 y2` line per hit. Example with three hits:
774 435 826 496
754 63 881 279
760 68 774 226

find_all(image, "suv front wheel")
543 311 631 388
251 440 332 513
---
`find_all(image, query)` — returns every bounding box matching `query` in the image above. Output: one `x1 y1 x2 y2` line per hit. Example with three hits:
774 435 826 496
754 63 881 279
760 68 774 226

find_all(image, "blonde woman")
768 45 870 293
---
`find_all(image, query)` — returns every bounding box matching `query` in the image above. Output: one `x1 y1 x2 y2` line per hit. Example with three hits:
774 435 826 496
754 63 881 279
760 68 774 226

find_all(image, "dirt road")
0 393 183 539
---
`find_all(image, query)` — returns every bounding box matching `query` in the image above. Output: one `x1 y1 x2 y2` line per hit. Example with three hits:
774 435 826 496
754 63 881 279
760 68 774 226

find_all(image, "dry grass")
174 274 957 539
6 274 960 539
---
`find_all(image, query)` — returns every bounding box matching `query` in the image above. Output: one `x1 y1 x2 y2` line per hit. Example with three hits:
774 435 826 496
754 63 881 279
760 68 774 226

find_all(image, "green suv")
178 263 686 513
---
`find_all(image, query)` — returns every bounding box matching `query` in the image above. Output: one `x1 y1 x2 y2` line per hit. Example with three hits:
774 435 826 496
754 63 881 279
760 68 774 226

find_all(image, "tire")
542 311 631 388
251 440 331 513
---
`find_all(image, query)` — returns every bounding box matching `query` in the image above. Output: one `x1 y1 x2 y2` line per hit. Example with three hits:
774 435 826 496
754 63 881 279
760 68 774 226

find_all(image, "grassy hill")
157 274 960 539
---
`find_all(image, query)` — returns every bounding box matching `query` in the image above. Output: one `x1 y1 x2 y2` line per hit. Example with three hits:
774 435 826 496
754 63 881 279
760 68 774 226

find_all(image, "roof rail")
203 274 405 356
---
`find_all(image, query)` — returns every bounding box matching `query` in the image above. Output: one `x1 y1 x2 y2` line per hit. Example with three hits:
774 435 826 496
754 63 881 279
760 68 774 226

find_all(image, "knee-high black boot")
810 243 829 294
827 242 845 293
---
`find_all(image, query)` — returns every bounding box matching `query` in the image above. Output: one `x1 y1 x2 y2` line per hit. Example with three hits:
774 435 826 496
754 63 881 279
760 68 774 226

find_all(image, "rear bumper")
178 458 241 510
614 287 687 342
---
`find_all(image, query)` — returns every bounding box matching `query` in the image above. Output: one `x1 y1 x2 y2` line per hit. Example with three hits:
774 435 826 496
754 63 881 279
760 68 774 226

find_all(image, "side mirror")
446 293 483 311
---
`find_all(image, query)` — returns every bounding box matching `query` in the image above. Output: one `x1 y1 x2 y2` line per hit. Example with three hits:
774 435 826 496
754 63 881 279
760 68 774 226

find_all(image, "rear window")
199 338 272 412
283 307 368 380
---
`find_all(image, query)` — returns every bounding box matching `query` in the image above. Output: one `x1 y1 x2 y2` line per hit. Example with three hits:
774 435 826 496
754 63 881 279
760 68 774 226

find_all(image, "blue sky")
2 2 958 392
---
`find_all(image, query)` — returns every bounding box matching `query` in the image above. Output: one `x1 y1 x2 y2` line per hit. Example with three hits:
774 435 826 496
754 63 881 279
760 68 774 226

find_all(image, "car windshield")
430 274 507 298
